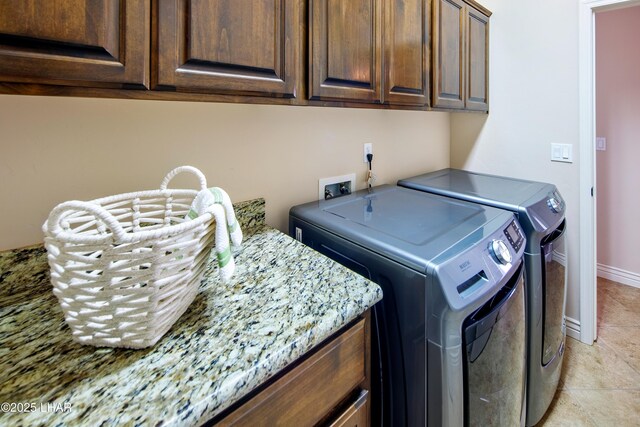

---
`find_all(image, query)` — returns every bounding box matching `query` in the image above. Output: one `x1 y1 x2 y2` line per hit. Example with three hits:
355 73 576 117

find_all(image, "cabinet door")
156 0 299 97
309 0 382 102
218 318 367 426
432 0 465 109
0 0 149 88
383 0 429 106
466 6 489 111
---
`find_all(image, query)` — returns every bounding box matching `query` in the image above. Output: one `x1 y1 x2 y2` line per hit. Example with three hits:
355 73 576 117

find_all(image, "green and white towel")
187 187 243 281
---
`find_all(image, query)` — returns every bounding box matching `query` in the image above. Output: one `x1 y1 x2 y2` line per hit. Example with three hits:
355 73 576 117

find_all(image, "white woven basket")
43 166 217 349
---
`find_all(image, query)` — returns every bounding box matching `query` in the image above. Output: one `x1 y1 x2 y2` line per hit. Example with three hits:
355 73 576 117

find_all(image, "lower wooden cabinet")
213 313 371 426
329 390 369 427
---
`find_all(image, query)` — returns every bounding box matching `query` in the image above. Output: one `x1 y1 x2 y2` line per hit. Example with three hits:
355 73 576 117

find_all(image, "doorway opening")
579 0 640 345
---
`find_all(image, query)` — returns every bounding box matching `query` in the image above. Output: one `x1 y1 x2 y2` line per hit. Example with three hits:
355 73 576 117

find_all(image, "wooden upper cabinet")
155 0 300 98
466 5 489 111
0 0 149 88
383 0 430 106
309 0 382 103
432 0 465 109
432 0 490 111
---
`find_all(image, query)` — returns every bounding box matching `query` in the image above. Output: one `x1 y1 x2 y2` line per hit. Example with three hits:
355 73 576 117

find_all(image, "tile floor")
537 278 640 426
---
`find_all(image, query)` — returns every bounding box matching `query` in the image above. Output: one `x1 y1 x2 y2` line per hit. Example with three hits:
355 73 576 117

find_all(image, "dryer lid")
398 168 550 211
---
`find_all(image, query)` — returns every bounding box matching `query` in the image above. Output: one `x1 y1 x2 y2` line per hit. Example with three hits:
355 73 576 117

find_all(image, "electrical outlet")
318 173 356 200
363 143 373 163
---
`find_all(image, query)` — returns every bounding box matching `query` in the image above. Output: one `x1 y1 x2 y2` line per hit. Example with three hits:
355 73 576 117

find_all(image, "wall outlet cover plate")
318 173 356 200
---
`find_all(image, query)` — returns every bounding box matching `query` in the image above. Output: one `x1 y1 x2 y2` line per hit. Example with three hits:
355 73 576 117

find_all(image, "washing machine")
398 169 567 426
289 185 527 426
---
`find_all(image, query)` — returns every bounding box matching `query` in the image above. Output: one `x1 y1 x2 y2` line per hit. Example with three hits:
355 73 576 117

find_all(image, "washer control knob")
548 197 561 213
490 240 512 265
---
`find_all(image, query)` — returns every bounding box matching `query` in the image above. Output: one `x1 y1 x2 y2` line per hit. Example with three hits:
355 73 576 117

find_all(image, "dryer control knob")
548 197 561 213
490 240 512 265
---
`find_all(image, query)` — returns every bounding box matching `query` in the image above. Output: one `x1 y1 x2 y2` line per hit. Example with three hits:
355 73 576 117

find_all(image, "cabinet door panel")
219 319 367 426
384 0 429 106
0 0 149 87
432 0 464 109
466 7 489 111
156 0 299 97
309 0 382 102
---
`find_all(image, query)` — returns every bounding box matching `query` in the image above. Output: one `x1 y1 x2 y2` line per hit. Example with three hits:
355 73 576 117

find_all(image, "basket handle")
45 200 127 241
160 166 208 191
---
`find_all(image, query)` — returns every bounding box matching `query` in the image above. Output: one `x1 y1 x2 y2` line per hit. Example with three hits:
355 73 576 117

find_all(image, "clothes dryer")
399 169 567 426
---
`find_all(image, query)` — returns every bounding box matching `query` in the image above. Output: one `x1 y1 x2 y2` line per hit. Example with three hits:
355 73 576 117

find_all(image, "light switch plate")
596 137 606 151
551 143 573 163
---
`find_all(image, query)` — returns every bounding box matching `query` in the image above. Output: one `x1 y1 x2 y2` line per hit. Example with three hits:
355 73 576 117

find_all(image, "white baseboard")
597 263 640 289
565 316 581 341
553 250 567 266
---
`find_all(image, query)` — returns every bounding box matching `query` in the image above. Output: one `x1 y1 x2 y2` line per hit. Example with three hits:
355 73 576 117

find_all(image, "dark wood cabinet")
309 0 382 103
155 0 300 98
0 0 149 88
383 0 430 106
329 390 369 427
309 0 430 106
213 313 372 426
465 5 489 111
432 0 465 109
0 0 489 112
432 0 490 111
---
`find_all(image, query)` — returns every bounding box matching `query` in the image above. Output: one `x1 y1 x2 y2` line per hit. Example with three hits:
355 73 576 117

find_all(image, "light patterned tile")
596 288 640 327
598 326 640 374
571 390 640 427
560 337 640 390
598 279 640 323
598 279 639 302
535 390 596 427
540 279 640 426
598 278 640 304
558 378 567 391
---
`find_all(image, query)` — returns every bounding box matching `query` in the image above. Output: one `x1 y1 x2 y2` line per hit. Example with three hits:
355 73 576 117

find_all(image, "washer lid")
290 185 513 273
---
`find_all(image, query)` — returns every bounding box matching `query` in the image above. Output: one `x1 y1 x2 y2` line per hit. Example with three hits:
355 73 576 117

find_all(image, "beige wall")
0 95 450 251
596 6 640 277
450 0 581 320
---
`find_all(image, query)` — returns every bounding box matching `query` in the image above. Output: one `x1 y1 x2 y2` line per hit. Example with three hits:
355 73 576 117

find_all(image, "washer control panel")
503 220 524 252
489 239 512 265
547 189 565 214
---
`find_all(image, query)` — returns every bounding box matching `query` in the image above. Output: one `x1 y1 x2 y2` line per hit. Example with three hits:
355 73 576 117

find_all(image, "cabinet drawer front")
155 0 299 97
330 390 369 427
218 319 366 426
0 0 149 87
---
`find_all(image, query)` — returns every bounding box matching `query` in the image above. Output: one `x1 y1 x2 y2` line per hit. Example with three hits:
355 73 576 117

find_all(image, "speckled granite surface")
0 198 381 426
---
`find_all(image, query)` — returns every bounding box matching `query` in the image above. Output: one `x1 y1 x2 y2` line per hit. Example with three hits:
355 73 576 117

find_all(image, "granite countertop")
0 199 382 426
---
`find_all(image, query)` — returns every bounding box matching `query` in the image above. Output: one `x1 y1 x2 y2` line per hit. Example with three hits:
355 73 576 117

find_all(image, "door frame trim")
578 0 640 345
